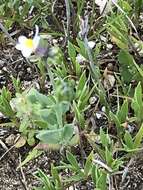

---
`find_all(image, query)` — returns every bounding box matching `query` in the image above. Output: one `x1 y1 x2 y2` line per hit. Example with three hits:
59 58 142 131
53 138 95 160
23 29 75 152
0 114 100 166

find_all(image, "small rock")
96 112 102 119
101 106 106 112
100 35 107 42
107 43 113 49
107 63 114 71
89 96 98 105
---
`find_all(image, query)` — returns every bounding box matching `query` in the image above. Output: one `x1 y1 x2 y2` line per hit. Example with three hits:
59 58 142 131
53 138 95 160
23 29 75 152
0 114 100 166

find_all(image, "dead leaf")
5 134 16 146
15 136 26 148
103 74 116 90
35 143 61 151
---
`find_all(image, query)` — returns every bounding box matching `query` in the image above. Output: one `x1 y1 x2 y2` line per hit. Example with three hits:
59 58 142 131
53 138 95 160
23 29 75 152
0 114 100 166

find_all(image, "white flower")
15 25 40 58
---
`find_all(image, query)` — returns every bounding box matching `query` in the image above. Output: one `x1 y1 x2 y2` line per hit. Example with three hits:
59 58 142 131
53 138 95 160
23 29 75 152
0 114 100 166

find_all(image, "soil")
118 152 143 190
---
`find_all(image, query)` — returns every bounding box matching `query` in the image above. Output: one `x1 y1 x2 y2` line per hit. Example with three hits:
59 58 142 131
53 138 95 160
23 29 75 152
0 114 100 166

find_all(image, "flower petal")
21 48 33 58
33 36 40 50
18 36 27 44
15 43 22 50
34 25 39 38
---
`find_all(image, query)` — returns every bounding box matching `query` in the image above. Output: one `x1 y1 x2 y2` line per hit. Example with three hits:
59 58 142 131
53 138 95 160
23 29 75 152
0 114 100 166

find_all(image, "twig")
109 94 132 101
0 140 15 161
108 174 113 190
64 0 71 40
121 158 134 184
93 159 113 173
19 154 29 190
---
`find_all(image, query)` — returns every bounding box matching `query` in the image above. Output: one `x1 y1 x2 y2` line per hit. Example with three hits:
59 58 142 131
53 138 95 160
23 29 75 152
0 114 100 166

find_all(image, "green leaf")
39 109 57 126
73 101 85 128
36 125 74 146
68 41 76 63
124 131 134 150
36 129 63 144
94 167 107 190
66 151 80 171
51 164 63 189
63 173 84 183
1 96 14 117
110 111 123 136
105 147 113 167
34 169 55 190
117 99 128 123
133 124 143 149
62 124 74 143
131 82 143 122
118 50 140 83
76 38 88 58
100 128 110 148
76 70 87 99
68 41 82 75
27 88 55 107
91 165 96 186
27 130 35 146
134 82 142 105
97 172 107 190
17 149 42 168
19 118 30 133
84 151 93 177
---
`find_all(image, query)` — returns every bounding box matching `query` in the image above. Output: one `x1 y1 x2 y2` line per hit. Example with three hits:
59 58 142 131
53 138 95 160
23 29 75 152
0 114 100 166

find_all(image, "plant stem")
0 22 15 44
64 0 71 40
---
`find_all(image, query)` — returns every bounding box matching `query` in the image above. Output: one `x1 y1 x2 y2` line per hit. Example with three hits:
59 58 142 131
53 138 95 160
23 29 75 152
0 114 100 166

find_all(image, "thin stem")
0 22 16 44
93 159 113 173
64 0 71 40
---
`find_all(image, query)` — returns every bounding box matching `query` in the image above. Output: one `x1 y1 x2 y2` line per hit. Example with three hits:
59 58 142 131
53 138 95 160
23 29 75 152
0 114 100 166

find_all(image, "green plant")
10 85 78 147
33 151 108 190
110 99 128 137
131 82 143 124
118 50 143 84
123 124 143 152
0 87 15 118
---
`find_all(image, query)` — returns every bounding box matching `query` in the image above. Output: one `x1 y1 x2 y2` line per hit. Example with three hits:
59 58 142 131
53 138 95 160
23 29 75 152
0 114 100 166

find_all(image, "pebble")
96 112 102 119
27 67 32 73
101 106 106 112
107 63 114 71
89 96 98 105
106 43 113 49
100 35 107 42
2 67 7 72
